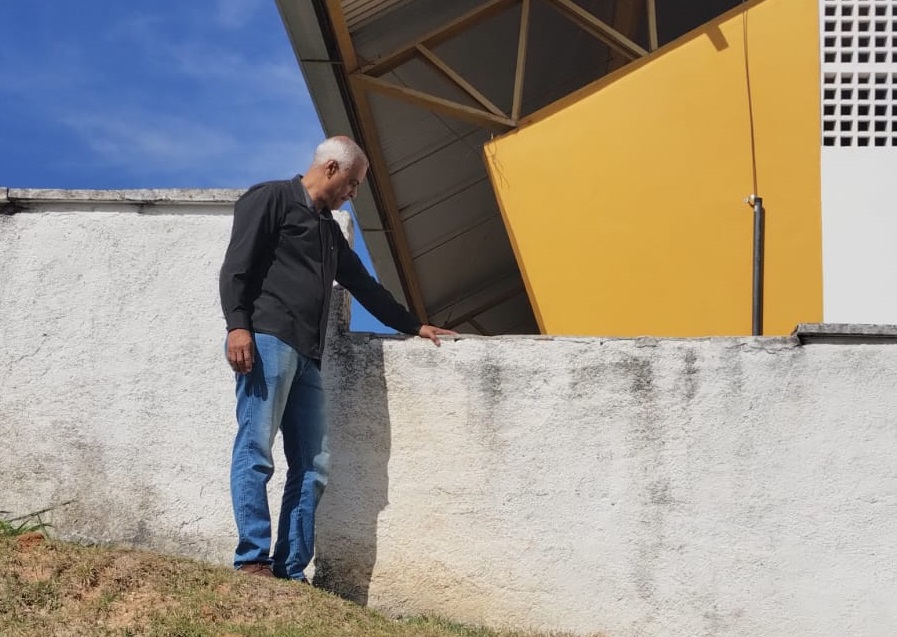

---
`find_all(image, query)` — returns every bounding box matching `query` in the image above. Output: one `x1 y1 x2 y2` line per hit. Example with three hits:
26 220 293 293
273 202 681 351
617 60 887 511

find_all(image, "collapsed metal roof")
275 0 741 334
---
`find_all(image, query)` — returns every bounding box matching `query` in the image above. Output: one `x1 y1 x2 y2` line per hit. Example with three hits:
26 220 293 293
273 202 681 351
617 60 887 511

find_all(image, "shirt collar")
291 174 333 220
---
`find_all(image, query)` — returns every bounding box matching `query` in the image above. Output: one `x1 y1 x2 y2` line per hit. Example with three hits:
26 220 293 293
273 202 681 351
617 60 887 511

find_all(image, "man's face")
323 160 367 210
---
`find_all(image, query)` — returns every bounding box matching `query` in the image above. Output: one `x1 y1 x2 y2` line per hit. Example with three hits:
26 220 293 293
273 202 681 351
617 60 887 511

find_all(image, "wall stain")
465 350 507 453
570 362 607 395
683 348 699 402
616 354 676 610
620 355 655 399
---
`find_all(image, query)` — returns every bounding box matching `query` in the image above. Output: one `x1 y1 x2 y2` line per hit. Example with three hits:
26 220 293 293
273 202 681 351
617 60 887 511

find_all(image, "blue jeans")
230 332 330 580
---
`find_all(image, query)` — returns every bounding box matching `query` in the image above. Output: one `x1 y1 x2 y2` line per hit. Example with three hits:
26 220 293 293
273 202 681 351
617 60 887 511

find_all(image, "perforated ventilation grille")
822 0 897 147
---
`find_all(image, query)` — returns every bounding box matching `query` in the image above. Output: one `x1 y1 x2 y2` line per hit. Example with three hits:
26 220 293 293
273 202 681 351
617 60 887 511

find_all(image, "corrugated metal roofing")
342 0 414 31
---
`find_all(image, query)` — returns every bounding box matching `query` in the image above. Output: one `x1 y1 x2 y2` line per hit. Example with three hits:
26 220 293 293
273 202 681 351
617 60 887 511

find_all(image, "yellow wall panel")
484 0 821 336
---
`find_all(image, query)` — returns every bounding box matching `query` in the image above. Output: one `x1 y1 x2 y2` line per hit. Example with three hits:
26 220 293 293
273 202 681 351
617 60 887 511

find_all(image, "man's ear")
325 160 340 177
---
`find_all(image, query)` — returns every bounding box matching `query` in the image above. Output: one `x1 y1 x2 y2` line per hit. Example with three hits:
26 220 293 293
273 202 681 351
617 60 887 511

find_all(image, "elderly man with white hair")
219 136 454 581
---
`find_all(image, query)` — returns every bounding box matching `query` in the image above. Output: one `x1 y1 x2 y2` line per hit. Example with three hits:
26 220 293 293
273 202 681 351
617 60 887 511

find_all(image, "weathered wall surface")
2 194 897 637
1 197 243 561
0 191 348 564
321 334 897 637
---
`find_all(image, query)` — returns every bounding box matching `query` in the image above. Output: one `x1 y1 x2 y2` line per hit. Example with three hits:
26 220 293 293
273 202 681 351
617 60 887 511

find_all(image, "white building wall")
822 151 897 322
820 0 897 322
2 190 897 636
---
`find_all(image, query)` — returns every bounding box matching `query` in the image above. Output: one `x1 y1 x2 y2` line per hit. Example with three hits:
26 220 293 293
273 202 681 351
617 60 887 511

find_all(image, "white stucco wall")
319 333 897 637
0 191 244 560
0 188 349 562
2 190 897 637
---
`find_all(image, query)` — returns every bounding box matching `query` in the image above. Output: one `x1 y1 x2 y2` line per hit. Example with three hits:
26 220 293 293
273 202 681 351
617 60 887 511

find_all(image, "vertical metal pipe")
752 196 765 336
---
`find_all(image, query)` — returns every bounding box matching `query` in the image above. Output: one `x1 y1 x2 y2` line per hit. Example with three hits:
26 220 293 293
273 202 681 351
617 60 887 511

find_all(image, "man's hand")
226 329 255 374
418 325 458 347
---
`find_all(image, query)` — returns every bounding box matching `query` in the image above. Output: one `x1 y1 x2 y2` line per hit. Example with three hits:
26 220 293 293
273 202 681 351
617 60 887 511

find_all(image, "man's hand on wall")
226 329 255 374
418 325 458 347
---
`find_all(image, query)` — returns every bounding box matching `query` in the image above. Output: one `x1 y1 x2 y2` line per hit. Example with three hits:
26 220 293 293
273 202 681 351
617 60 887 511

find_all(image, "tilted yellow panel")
484 0 821 336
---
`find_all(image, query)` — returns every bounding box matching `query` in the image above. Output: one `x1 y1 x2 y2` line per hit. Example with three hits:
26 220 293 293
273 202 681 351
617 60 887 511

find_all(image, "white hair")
311 136 369 170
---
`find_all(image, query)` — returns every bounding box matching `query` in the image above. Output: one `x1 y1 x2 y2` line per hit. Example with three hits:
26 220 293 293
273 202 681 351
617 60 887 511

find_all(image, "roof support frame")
543 0 648 60
511 0 531 120
414 44 509 118
467 318 491 336
284 0 744 336
324 0 359 71
354 0 646 128
646 0 659 51
315 0 657 330
352 74 515 130
360 0 519 76
607 0 646 71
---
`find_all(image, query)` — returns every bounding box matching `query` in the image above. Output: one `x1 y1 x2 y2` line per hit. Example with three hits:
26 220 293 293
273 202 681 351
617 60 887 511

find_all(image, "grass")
0 535 583 637
0 507 55 538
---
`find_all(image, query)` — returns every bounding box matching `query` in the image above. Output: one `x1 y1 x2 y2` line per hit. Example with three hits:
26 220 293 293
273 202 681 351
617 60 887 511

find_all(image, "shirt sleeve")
334 231 422 336
219 184 280 332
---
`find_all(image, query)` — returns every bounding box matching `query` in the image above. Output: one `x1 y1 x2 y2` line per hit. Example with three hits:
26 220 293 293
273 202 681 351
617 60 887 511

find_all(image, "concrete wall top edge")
356 323 897 346
352 332 802 348
4 187 246 205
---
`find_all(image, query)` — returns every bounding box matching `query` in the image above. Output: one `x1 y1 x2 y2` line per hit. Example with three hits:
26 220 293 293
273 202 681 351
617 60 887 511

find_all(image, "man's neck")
300 174 326 212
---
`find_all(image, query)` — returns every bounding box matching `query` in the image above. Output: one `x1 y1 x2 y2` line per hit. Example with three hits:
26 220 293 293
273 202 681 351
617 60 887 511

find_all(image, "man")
219 136 454 581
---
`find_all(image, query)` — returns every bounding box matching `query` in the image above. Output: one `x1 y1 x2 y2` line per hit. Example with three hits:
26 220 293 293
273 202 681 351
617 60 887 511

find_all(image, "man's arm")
334 235 456 346
219 184 279 372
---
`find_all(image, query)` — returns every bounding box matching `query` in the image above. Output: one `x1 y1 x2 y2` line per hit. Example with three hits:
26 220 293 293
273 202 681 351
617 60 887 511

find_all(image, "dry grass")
0 535 572 637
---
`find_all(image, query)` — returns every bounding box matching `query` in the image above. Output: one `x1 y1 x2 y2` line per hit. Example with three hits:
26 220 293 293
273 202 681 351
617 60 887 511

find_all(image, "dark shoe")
237 563 274 577
278 575 311 585
272 566 311 585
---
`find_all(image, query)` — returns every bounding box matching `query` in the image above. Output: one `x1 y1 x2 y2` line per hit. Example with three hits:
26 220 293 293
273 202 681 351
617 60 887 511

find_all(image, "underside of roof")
275 0 742 335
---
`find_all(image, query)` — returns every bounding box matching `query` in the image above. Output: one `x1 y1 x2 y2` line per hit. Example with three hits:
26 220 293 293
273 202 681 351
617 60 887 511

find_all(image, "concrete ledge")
793 323 897 344
1 187 247 216
4 187 245 204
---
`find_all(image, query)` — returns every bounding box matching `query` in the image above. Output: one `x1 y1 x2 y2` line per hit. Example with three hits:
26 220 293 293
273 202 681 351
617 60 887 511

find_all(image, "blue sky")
0 0 391 333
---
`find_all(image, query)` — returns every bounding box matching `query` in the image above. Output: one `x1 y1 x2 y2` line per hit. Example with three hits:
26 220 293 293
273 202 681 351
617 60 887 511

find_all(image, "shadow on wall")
314 335 389 605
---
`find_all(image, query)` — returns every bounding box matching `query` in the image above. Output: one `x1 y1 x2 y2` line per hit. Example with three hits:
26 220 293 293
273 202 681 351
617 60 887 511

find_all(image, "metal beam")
512 0 531 120
415 44 508 118
607 0 646 72
352 74 516 130
468 318 491 336
543 0 648 60
647 0 659 51
360 0 518 77
324 0 359 71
